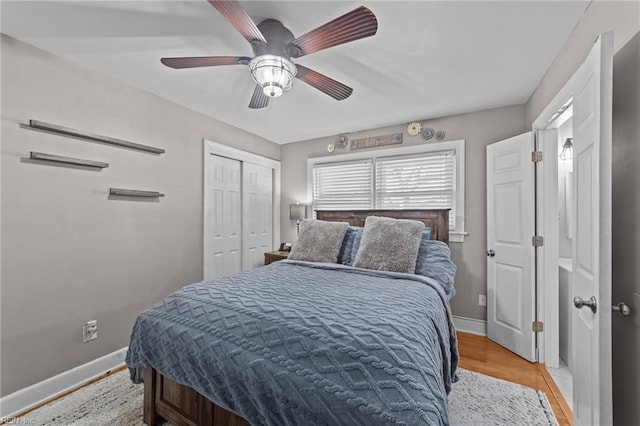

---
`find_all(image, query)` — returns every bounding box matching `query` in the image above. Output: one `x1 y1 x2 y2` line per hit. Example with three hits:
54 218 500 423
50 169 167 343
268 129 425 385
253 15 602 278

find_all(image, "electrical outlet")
83 320 98 343
479 294 487 307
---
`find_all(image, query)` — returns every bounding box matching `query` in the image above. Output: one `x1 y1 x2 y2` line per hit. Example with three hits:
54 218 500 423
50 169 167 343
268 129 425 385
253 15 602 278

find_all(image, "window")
308 140 465 242
375 150 456 222
312 159 373 210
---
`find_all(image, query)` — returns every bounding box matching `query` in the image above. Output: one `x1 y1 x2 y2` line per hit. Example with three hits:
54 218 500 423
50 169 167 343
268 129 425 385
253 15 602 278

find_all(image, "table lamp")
289 203 306 235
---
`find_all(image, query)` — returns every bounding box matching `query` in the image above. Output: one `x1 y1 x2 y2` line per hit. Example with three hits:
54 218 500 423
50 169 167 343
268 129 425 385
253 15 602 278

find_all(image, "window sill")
450 232 467 243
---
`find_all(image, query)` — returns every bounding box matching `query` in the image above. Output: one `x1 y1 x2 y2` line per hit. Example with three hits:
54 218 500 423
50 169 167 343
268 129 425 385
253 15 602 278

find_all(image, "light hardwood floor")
458 331 573 426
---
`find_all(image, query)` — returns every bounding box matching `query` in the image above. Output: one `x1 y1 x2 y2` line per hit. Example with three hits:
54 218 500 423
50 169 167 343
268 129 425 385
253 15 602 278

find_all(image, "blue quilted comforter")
126 261 458 425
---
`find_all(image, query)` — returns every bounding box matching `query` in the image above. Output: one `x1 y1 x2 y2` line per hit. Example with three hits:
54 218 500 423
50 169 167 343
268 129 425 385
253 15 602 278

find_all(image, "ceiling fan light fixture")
162 2 377 108
249 54 297 98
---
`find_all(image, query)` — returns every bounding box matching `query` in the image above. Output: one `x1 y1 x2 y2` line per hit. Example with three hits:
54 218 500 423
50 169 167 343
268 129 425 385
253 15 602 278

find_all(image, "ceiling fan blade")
249 85 269 109
207 0 267 45
161 56 250 69
295 65 353 101
288 6 377 58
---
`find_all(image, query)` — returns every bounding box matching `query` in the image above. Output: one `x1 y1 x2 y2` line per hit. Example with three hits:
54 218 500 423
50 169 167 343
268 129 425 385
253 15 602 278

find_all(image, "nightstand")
264 250 289 265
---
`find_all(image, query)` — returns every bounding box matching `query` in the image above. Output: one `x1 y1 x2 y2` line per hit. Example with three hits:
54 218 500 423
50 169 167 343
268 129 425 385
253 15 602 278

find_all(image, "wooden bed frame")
316 209 450 243
143 208 450 426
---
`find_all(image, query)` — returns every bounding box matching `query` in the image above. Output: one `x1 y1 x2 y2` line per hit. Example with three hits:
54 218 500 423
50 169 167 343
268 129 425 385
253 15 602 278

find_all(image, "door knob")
574 296 597 314
612 302 631 316
486 249 495 257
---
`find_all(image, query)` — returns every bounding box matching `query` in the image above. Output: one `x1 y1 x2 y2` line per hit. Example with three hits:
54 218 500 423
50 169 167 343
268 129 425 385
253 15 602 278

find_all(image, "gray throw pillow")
353 216 425 273
288 219 350 263
415 240 457 299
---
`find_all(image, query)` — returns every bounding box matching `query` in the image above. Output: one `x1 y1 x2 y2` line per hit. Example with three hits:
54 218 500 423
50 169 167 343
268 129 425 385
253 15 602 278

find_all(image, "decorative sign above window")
350 133 402 150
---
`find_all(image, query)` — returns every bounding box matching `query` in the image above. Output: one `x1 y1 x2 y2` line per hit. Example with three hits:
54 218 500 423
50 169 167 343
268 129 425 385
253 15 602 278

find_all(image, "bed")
126 209 457 425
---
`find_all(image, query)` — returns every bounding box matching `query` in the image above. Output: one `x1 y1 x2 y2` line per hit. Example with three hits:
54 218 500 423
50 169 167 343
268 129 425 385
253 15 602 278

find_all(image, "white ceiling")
1 1 589 144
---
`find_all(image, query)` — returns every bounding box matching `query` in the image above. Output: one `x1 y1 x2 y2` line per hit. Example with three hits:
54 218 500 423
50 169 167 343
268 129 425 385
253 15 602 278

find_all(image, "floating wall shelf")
109 188 165 198
30 151 109 169
28 120 165 154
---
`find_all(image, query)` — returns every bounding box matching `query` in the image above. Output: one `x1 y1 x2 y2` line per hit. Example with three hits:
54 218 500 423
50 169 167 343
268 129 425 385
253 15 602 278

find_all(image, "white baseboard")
453 315 487 336
0 347 128 419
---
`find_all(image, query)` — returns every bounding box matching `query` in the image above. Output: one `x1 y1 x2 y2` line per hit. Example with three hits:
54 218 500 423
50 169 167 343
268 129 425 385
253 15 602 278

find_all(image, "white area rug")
448 369 558 426
23 368 557 425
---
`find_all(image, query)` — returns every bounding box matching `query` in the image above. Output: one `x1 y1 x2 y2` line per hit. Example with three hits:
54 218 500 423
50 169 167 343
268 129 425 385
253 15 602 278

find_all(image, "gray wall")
0 35 279 396
526 0 640 126
280 104 527 321
611 31 640 426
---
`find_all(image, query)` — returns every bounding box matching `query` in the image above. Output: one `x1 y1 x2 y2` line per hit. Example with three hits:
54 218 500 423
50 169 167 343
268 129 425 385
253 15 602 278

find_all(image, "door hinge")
532 236 544 247
531 151 544 162
532 321 544 333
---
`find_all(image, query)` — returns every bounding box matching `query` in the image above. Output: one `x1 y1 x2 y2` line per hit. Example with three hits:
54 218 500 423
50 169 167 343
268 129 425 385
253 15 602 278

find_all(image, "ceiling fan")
161 0 378 109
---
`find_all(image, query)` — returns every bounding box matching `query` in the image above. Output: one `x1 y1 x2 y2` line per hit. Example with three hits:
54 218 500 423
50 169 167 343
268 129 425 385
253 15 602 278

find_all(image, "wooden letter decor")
350 133 402 150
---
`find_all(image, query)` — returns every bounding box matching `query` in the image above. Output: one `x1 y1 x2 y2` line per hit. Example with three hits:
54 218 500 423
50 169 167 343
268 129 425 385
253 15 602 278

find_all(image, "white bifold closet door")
208 156 273 278
242 162 273 270
208 155 242 278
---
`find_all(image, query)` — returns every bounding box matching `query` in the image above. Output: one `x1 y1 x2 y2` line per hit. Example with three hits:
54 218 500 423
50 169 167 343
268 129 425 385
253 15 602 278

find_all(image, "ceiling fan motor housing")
252 19 301 58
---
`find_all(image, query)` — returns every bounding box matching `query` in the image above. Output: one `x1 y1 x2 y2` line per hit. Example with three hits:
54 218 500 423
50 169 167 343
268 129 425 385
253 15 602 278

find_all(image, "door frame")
534 128 561 368
533 33 614 425
532 90 575 368
203 140 281 279
531 33 612 368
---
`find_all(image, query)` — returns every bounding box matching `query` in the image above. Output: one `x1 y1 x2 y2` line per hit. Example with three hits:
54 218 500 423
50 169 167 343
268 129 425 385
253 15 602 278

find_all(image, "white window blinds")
309 140 465 241
375 150 456 228
312 159 373 211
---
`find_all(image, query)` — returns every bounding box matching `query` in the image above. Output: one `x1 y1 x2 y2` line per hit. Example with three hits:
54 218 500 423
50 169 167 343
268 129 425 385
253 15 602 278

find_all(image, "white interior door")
571 32 613 426
486 132 536 362
205 155 242 279
242 162 273 270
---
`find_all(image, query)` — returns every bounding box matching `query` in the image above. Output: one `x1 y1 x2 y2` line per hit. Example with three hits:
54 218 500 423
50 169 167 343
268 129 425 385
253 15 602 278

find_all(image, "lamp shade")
289 204 306 221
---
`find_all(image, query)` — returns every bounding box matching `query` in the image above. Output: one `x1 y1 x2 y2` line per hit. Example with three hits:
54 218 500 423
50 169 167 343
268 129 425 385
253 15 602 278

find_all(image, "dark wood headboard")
315 209 450 244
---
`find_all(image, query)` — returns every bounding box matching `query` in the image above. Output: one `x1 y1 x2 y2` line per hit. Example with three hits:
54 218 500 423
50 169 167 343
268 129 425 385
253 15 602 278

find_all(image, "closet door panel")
242 163 273 270
206 155 242 279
